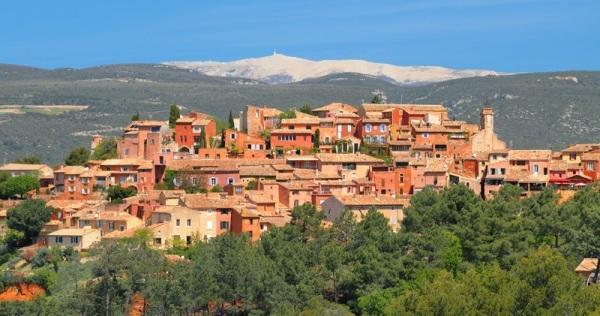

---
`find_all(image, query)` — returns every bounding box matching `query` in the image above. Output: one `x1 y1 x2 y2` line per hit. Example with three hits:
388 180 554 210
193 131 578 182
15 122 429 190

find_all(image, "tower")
480 107 494 132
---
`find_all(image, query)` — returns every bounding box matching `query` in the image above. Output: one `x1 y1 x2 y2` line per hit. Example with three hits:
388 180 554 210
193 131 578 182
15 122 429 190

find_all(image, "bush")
106 185 137 203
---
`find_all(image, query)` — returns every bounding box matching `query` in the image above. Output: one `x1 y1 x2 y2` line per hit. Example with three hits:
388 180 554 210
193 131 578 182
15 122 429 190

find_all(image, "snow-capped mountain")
164 53 501 85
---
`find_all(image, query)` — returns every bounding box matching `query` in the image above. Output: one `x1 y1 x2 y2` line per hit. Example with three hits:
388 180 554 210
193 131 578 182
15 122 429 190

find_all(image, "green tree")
198 128 207 149
228 110 235 129
131 112 140 121
91 137 117 160
313 129 320 150
169 104 181 128
0 174 39 198
7 199 53 245
299 104 312 115
106 185 137 203
13 155 42 164
65 147 90 166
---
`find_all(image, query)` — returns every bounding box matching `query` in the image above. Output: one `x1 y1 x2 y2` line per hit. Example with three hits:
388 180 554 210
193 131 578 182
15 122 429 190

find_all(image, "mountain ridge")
164 53 502 85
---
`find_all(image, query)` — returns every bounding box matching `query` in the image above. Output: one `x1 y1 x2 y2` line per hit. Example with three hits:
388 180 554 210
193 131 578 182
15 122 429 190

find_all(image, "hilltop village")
1 102 599 248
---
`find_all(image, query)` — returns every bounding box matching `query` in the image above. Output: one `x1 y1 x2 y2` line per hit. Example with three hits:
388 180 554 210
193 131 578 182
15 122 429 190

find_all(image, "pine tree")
169 104 180 128
131 112 140 121
228 111 235 129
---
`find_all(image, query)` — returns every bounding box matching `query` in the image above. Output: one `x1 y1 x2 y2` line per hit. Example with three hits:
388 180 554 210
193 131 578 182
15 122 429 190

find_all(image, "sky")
1 0 599 72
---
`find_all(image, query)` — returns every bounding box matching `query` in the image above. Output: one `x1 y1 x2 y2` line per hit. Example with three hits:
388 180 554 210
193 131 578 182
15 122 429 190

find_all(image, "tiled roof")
424 159 449 173
313 102 358 113
561 143 600 153
316 153 382 163
270 128 314 135
576 258 598 273
184 194 242 209
333 194 410 206
508 150 552 161
239 165 276 177
48 227 99 236
55 166 87 174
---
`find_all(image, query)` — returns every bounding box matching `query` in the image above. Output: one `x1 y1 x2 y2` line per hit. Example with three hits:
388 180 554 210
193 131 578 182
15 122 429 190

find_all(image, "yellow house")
150 205 218 248
560 144 600 164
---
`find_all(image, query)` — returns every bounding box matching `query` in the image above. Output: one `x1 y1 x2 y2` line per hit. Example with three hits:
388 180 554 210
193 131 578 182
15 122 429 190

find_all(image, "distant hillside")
0 63 598 163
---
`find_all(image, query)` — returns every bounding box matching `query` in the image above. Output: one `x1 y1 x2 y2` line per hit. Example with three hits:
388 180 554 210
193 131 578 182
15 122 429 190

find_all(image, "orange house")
175 112 217 153
100 159 155 193
223 129 266 158
117 120 166 161
270 129 314 153
230 207 261 241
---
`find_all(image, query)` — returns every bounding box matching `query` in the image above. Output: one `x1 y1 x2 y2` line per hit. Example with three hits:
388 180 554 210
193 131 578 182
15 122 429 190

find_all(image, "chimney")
480 108 494 131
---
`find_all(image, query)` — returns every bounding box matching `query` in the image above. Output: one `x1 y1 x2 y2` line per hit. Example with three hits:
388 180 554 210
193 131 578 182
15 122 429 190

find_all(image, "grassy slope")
0 65 598 163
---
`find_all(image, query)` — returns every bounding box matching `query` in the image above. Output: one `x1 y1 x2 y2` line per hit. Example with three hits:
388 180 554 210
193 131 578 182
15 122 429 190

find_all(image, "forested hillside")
0 64 599 163
2 184 600 315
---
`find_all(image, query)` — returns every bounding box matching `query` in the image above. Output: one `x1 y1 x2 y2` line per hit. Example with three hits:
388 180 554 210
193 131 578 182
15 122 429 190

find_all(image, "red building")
270 129 314 154
175 112 217 153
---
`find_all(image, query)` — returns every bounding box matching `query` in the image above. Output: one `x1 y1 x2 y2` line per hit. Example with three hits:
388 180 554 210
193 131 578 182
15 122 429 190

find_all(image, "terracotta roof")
576 258 598 273
313 102 358 113
286 155 319 161
425 159 449 173
55 166 87 174
281 118 320 125
582 151 600 161
361 103 446 113
48 227 99 236
101 158 153 168
270 128 314 135
132 120 166 127
239 165 276 177
184 194 242 209
550 160 581 172
316 153 383 164
333 194 410 206
262 107 283 117
362 118 390 124
508 150 552 161
562 144 600 153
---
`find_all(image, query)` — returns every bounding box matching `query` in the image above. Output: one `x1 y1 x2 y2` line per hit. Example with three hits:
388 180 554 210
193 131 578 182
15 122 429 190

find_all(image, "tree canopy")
91 137 117 160
64 147 90 166
169 104 180 128
7 199 53 245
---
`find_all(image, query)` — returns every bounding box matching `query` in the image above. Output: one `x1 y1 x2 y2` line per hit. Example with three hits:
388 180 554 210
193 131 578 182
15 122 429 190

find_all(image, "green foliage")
7 199 53 245
106 185 136 203
90 137 117 160
228 110 235 128
131 112 140 121
0 173 39 198
64 146 90 166
168 104 180 128
298 104 313 115
210 185 223 192
313 129 320 149
12 155 42 164
279 109 296 120
198 127 207 149
245 179 257 190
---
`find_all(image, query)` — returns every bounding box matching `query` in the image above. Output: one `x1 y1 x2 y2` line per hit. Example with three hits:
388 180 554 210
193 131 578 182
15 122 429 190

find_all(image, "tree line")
2 184 600 314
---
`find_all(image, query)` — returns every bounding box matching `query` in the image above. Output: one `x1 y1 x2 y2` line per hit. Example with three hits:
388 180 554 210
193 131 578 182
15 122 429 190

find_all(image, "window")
533 165 540 174
501 168 506 175
294 200 299 207
231 133 236 140
365 124 372 133
342 163 356 170
108 222 115 231
55 236 63 243
120 225 125 231
220 221 230 230
176 219 180 226
227 177 234 185
569 153 577 161
588 161 595 170
347 125 352 132
490 168 496 175
422 132 429 138
191 177 198 185
185 236 192 245
154 238 162 245
380 124 386 132
210 177 217 186
543 167 548 175
187 219 191 226
121 167 129 172
70 236 79 243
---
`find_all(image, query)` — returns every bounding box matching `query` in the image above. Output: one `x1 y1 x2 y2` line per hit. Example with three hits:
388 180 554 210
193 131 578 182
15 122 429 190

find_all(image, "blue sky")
1 0 598 72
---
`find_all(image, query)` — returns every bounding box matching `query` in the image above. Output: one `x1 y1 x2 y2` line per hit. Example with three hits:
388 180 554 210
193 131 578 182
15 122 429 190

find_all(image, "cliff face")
0 283 46 302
